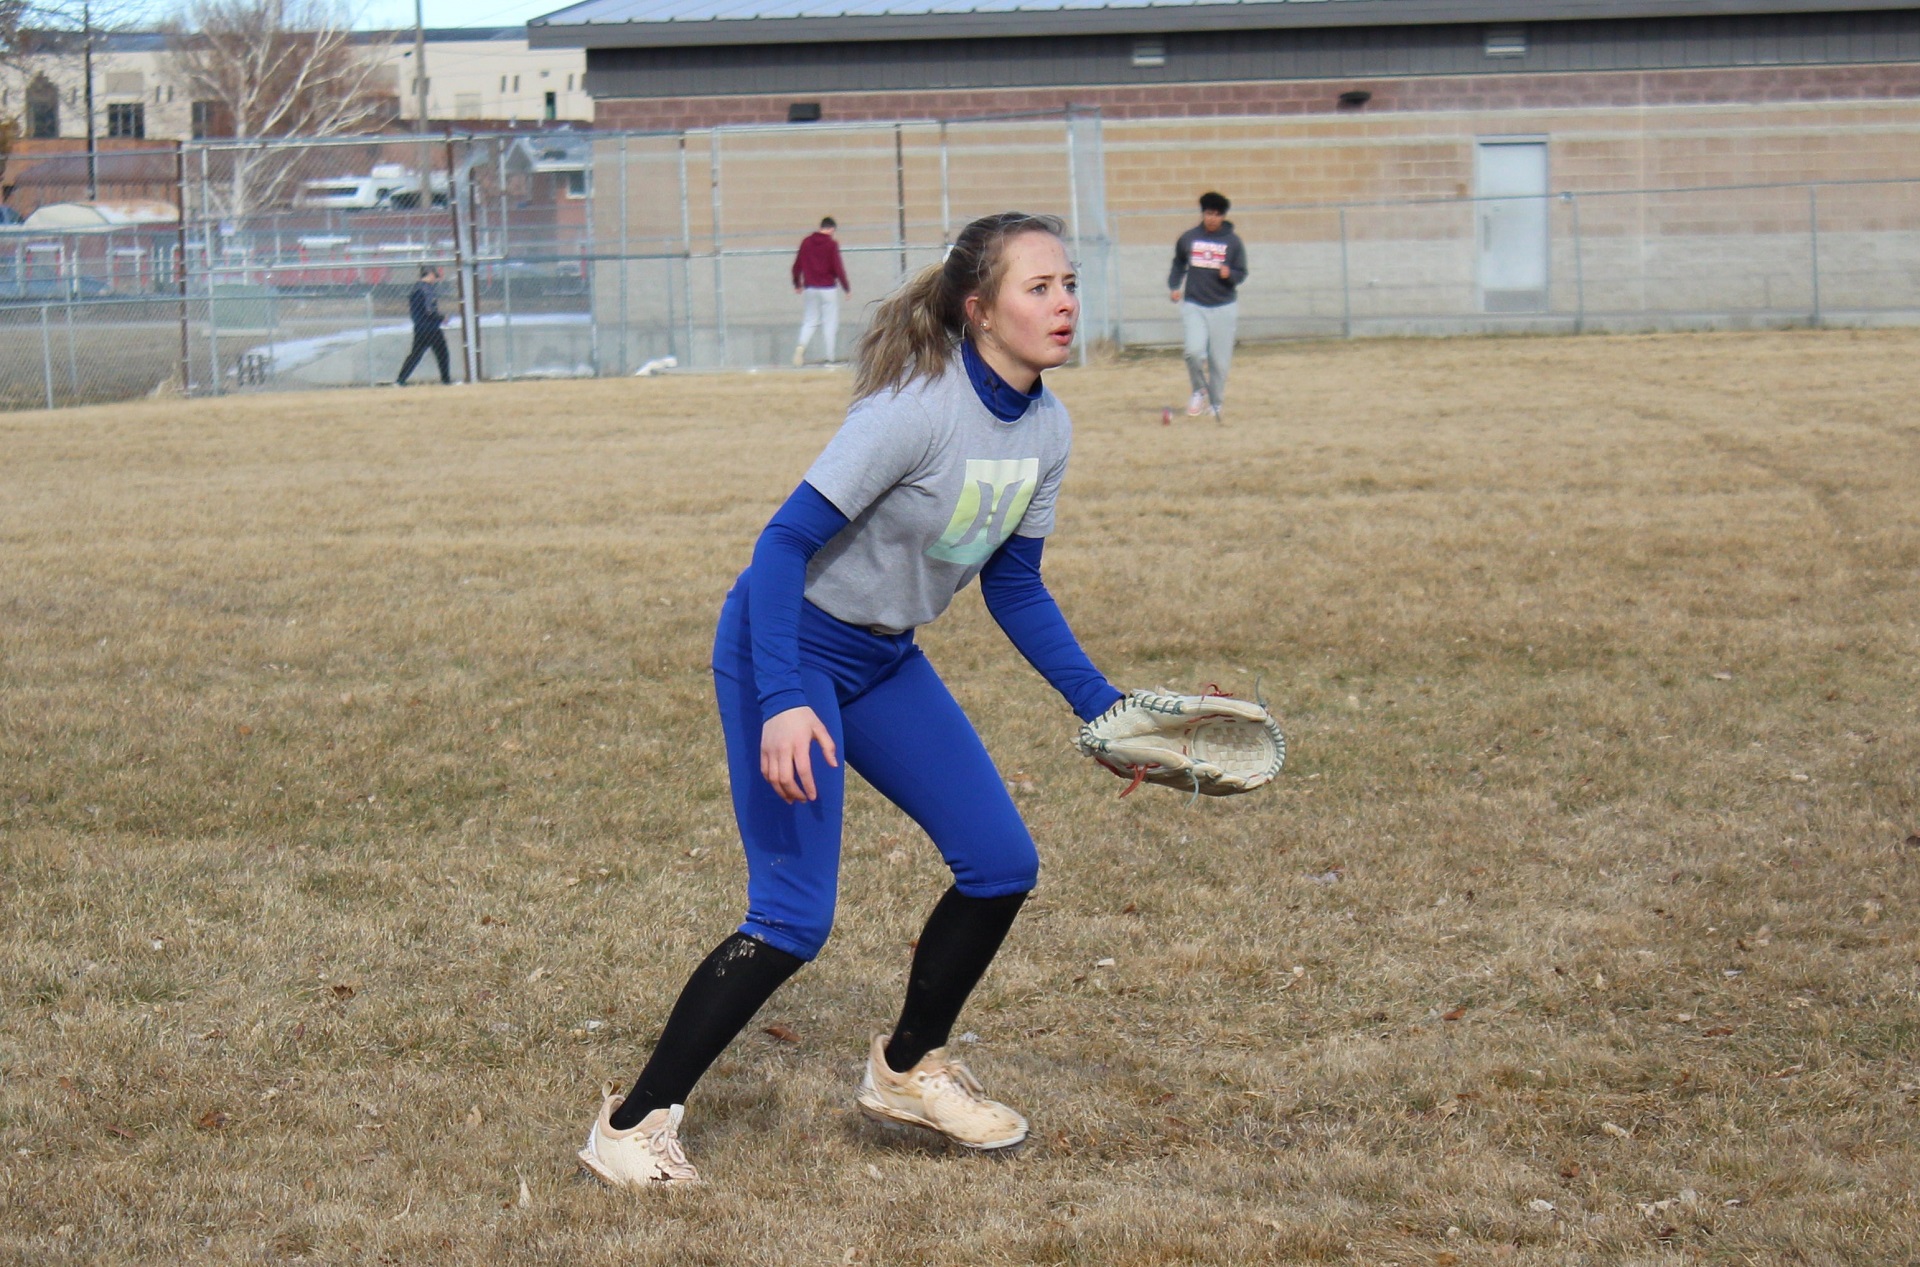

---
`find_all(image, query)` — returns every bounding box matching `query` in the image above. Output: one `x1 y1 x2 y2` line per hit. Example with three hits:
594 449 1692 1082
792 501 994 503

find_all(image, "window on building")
512 74 520 92
1131 38 1166 68
565 170 586 198
106 101 145 139
566 73 574 91
27 76 59 138
1484 25 1527 57
500 75 507 92
543 91 556 121
191 99 227 139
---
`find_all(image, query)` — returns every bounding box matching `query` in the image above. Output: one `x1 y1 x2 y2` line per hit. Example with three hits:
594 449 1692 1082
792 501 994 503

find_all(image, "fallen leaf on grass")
763 1024 800 1044
525 967 548 984
517 1172 531 1208
465 1105 484 1129
330 984 356 1001
1559 1162 1580 1179
1904 834 1920 849
1601 1121 1632 1139
1435 1253 1461 1267
1441 1006 1468 1022
194 1108 228 1131
1702 1025 1734 1037
104 1123 135 1140
1767 1064 1806 1080
1528 1199 1556 1213
57 1076 80 1099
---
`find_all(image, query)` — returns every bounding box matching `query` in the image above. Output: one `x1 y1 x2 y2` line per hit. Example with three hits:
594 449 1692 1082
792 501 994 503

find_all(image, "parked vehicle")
297 165 449 211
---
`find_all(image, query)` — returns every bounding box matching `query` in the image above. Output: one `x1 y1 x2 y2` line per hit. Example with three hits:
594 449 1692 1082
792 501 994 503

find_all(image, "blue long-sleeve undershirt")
745 481 1123 723
977 534 1124 722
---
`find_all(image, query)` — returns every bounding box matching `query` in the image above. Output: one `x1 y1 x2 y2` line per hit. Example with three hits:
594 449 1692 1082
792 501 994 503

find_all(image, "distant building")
0 26 590 143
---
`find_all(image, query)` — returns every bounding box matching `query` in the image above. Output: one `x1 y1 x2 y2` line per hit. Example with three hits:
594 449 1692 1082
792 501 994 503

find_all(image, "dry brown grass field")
2 331 1917 1265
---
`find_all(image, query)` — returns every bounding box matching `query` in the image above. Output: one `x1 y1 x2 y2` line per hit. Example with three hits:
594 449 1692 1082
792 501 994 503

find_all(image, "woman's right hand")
760 706 838 804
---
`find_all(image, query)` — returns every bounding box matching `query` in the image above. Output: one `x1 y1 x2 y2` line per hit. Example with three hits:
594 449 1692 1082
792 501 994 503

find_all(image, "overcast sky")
350 0 567 30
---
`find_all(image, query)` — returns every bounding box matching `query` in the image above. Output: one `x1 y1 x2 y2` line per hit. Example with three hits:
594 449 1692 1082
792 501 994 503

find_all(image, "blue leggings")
713 584 1039 961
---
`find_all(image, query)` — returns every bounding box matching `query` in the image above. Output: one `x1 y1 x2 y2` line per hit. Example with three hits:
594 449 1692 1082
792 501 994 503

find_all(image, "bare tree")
165 0 397 218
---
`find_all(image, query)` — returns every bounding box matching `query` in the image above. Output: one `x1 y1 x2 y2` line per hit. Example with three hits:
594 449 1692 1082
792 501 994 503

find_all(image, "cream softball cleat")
578 1094 702 1188
856 1035 1029 1150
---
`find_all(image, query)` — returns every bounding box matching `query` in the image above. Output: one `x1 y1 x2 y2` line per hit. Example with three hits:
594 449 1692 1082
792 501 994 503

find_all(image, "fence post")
498 143 516 381
176 143 191 396
364 290 375 386
894 123 908 279
207 255 221 395
445 131 479 383
1065 113 1086 367
1570 192 1586 335
938 121 951 245
1808 185 1822 328
710 130 727 368
64 293 79 397
619 135 630 375
40 304 54 409
678 133 695 365
1338 207 1352 339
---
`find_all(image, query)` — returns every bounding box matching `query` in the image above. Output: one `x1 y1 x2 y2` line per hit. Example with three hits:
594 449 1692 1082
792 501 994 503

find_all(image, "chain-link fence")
7 110 1920 409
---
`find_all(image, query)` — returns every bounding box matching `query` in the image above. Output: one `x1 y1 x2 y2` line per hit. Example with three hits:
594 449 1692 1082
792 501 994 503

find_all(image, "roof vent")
787 102 822 123
1131 38 1166 69
1484 25 1527 58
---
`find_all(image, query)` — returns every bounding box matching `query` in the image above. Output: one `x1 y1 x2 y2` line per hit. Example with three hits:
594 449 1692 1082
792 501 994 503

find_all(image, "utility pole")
83 1 97 200
413 0 431 209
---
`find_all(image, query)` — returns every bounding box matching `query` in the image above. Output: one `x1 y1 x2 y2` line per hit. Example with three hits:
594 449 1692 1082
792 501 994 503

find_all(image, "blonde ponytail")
852 211 1065 402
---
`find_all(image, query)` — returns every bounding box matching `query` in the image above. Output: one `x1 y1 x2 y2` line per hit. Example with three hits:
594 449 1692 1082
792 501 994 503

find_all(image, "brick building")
532 0 1920 135
530 0 1920 347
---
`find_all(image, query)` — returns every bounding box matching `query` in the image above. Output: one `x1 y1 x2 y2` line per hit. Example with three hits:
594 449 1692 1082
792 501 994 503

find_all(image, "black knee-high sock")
609 933 805 1129
885 887 1028 1073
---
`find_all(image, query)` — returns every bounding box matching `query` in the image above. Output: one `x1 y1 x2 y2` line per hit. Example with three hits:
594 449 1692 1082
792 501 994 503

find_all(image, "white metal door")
1476 140 1548 313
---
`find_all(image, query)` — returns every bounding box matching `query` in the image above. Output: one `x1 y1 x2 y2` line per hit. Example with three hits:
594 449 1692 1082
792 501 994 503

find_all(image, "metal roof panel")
529 0 1920 47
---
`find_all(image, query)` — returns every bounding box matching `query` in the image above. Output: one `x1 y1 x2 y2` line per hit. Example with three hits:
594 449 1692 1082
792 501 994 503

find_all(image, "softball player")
579 211 1124 1188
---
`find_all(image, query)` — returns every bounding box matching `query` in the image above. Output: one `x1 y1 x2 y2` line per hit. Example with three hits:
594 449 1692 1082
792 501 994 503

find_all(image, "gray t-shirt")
803 359 1072 634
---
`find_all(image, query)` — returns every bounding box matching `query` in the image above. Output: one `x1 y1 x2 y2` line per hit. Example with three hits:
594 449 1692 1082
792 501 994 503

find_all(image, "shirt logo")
1189 240 1228 270
927 458 1039 565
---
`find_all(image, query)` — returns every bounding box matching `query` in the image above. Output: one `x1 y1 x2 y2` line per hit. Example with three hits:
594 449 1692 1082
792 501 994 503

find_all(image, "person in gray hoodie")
1168 191 1248 419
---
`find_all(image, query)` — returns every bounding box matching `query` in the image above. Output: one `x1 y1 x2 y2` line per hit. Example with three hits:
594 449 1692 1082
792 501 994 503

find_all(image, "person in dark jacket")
395 265 452 386
1168 192 1248 419
791 217 852 367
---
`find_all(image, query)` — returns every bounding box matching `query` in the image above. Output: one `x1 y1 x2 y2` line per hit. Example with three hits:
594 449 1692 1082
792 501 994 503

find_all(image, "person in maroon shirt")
791 216 852 366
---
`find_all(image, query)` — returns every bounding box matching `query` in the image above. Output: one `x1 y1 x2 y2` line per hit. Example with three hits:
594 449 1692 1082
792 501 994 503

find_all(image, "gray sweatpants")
1181 300 1237 408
